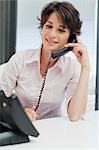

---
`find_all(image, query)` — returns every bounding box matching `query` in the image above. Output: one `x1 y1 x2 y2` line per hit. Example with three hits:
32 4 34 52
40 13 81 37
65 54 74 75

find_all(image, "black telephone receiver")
51 34 77 59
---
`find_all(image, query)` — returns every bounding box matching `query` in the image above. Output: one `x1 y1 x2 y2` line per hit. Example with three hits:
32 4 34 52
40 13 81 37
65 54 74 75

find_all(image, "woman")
0 1 90 121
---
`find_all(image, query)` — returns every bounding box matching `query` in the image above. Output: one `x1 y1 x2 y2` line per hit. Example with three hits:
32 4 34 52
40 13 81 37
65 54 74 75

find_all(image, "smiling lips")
46 38 58 45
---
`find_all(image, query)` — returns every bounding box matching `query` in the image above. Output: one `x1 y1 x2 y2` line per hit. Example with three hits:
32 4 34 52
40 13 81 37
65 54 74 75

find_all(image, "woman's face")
41 12 70 52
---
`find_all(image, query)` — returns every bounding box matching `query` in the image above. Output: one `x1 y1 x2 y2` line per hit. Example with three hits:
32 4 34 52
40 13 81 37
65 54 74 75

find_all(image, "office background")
0 0 98 111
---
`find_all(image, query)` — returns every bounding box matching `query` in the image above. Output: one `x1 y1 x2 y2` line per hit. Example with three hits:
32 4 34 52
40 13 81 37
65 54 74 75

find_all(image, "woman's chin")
43 43 60 52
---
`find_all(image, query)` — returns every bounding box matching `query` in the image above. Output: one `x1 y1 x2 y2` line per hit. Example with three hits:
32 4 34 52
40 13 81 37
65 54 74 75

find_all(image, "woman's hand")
65 36 90 71
25 106 38 121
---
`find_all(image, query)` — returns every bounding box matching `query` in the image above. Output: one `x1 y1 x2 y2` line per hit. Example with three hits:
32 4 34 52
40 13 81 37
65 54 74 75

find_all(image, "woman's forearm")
67 67 90 121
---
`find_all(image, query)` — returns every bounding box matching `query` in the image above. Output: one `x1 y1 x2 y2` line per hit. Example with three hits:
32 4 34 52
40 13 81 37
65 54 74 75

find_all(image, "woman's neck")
40 48 58 68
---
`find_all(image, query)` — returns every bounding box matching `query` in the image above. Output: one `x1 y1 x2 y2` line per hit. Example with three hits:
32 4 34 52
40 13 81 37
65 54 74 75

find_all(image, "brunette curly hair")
38 1 82 35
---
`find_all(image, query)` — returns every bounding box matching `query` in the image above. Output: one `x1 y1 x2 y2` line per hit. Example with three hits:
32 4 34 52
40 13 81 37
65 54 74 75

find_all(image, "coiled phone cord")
34 57 51 112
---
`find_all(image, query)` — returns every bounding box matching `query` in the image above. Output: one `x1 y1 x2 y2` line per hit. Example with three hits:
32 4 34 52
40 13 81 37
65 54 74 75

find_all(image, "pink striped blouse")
0 49 80 119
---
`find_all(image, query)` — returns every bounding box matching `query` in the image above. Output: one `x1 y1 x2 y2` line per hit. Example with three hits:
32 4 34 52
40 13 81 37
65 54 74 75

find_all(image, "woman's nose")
49 29 57 38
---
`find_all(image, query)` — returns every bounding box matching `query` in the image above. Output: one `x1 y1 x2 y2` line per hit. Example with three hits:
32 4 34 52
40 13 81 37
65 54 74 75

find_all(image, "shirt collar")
27 48 41 64
26 48 67 74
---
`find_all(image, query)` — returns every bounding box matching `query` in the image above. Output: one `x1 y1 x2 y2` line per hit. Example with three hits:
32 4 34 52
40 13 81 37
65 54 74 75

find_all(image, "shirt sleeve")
0 53 21 97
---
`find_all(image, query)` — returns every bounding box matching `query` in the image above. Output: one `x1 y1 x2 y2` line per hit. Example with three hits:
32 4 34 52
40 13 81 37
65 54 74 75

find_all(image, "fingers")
76 35 82 44
65 35 82 47
64 36 86 55
65 35 89 67
65 42 83 48
65 43 79 48
32 106 36 110
72 47 84 60
25 107 38 121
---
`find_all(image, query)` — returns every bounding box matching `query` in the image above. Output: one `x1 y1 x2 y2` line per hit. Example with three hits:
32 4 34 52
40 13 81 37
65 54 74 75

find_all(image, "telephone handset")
51 34 77 59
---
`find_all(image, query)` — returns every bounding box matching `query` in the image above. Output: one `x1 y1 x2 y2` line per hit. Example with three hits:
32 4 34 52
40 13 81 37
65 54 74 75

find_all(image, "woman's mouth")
46 38 58 46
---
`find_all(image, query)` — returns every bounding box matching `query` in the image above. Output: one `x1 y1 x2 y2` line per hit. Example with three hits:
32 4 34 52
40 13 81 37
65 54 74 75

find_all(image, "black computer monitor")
0 90 39 146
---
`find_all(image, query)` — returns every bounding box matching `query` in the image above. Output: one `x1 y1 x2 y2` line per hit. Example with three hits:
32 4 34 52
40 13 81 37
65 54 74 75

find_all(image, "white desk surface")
1 111 99 150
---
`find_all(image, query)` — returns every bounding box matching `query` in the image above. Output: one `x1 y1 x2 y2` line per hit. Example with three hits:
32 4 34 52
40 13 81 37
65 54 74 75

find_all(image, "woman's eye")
46 25 53 28
58 29 65 33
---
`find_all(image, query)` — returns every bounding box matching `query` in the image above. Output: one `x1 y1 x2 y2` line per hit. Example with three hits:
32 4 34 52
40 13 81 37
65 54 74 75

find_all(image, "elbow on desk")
68 116 80 122
67 103 83 122
67 112 82 122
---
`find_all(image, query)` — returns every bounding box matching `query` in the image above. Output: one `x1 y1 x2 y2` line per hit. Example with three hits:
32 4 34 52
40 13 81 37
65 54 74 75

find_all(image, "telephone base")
0 131 29 146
